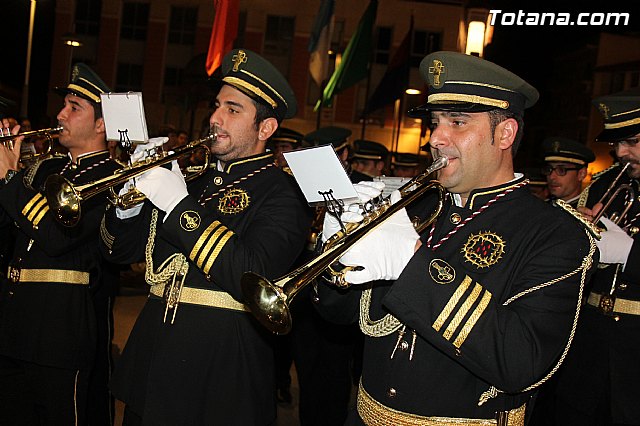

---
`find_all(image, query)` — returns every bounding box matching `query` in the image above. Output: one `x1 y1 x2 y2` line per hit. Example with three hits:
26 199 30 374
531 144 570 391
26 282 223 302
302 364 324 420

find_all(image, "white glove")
130 137 168 163
339 206 418 284
597 217 634 268
135 160 188 216
321 181 386 242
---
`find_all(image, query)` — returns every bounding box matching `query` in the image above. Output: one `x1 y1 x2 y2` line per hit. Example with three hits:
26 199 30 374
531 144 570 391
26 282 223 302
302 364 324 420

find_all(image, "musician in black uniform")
541 136 594 208
555 87 640 426
285 126 364 426
391 152 421 178
270 126 305 171
0 64 120 425
101 49 310 425
317 51 598 426
351 139 389 179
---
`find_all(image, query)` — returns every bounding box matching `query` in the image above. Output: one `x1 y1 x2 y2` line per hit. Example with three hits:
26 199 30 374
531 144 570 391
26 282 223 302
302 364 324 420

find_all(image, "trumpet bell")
241 273 291 335
44 174 81 227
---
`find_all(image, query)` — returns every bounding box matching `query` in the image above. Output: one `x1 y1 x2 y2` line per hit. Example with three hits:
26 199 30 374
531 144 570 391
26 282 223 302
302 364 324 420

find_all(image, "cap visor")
595 123 640 142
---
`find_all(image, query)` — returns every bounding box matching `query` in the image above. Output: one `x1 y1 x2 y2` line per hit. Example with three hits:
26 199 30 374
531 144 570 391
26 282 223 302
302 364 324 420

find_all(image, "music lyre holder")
118 129 131 151
319 189 345 233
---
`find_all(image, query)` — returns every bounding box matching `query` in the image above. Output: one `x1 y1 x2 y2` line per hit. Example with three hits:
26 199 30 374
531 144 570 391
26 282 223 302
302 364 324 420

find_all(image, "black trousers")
0 355 89 425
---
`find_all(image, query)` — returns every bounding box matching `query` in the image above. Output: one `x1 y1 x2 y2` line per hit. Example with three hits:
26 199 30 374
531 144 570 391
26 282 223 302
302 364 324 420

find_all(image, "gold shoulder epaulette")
22 154 66 190
592 163 620 180
554 199 601 239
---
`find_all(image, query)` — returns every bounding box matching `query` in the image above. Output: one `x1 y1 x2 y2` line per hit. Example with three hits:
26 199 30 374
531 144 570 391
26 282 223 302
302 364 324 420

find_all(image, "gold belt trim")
149 284 249 312
587 292 640 315
7 267 90 285
357 382 525 426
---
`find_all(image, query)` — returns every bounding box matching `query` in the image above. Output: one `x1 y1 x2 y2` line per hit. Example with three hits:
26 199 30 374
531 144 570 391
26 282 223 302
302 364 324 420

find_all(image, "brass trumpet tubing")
44 134 215 227
593 163 635 225
0 126 63 143
241 156 449 335
0 126 61 165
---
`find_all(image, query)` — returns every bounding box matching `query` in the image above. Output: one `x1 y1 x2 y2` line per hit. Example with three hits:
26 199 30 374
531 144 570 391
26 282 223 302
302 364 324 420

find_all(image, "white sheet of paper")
283 145 358 205
100 92 149 143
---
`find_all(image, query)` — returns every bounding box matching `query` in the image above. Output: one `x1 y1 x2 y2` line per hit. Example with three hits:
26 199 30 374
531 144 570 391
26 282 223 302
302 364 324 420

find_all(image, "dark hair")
252 99 279 129
488 109 524 156
94 103 103 121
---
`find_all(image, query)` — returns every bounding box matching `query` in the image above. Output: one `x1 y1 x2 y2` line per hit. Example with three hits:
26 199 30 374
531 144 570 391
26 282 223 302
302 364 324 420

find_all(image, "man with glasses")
541 136 595 207
555 87 640 426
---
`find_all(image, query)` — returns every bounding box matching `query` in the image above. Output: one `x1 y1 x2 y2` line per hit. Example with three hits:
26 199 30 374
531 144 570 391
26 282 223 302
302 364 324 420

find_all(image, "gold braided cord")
478 229 597 405
144 209 189 287
359 287 403 337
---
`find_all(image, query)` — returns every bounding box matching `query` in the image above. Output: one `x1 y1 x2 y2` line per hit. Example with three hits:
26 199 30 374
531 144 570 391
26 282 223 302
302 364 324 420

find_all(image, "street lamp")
61 33 83 81
460 7 493 57
21 0 37 118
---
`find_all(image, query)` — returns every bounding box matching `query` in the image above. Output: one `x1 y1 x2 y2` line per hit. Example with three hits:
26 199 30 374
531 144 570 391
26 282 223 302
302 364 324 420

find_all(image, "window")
75 0 102 36
169 6 197 45
264 15 294 57
374 26 392 64
121 2 150 41
411 30 442 67
116 63 144 91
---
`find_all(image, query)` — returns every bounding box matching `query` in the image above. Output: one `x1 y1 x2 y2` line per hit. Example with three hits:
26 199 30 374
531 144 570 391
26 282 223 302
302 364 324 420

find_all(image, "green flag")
314 0 378 111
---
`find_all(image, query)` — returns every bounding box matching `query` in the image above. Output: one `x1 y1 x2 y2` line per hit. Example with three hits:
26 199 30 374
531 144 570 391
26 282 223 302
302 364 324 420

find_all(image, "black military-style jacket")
317 177 596 420
0 151 120 370
102 152 311 425
579 163 640 299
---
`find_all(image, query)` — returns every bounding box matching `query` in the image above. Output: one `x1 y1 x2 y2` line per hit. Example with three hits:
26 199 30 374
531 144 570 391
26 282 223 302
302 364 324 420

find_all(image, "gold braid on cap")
428 93 509 110
223 77 277 109
604 116 640 129
66 84 101 103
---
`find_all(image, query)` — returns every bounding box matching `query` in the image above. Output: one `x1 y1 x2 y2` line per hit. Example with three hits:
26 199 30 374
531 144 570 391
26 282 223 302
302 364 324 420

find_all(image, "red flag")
205 0 240 77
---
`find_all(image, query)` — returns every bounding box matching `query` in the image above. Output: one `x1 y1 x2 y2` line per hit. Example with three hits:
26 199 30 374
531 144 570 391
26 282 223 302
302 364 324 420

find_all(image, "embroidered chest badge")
180 211 201 231
218 188 250 214
461 231 505 268
429 259 456 284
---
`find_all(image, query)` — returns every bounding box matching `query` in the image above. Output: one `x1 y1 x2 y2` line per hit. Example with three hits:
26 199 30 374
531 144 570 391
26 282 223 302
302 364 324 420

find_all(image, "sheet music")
100 92 149 143
283 145 358 205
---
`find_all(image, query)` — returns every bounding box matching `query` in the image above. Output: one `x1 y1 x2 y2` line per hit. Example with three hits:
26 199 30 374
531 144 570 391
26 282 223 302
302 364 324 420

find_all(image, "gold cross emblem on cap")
429 60 445 86
71 65 80 82
599 103 610 120
232 50 248 72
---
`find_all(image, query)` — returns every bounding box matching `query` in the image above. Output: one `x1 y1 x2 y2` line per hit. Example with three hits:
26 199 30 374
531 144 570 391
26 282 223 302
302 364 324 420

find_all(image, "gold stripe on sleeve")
432 276 472 332
443 283 482 340
453 289 492 348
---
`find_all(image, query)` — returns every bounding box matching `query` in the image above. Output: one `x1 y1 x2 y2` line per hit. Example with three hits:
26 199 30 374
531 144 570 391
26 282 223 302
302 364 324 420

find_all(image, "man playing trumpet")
101 49 310 425
555 87 640 426
316 51 598 425
0 64 120 425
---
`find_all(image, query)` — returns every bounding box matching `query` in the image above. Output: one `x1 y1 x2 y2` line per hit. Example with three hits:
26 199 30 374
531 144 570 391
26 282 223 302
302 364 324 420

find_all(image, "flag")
205 0 240 77
308 0 335 86
363 15 413 115
314 0 378 111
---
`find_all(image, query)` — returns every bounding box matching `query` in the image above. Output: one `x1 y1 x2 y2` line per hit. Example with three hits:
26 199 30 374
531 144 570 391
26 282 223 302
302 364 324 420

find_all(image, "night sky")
1 0 638 127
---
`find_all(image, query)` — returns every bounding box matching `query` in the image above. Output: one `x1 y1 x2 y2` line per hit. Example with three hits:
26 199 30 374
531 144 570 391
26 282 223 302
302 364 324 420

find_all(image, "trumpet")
44 133 215 227
241 156 449 335
0 126 62 164
592 162 635 227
